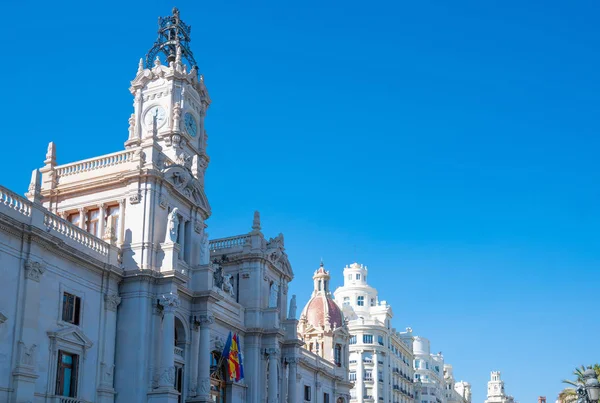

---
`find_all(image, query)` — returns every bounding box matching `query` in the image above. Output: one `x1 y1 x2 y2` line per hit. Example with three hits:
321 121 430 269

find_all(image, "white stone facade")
333 263 415 403
413 337 445 403
0 8 351 403
443 365 471 403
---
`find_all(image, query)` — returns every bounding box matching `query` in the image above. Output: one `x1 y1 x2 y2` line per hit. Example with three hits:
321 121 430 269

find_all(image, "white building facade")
443 365 471 403
413 337 445 403
333 263 415 403
0 7 351 403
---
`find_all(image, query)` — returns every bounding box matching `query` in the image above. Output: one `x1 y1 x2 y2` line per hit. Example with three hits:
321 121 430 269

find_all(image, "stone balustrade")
44 213 109 255
0 185 119 266
55 149 136 178
209 234 250 251
174 346 184 357
0 186 31 217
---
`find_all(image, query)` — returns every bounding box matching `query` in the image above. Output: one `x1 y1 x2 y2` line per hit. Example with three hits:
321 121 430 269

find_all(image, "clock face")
184 112 197 137
143 105 167 128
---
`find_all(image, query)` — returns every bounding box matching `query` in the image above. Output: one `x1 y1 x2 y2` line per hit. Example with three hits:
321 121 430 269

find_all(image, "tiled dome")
300 262 344 330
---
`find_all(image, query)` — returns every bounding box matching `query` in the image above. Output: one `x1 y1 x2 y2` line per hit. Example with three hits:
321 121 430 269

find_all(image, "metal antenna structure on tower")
145 7 199 74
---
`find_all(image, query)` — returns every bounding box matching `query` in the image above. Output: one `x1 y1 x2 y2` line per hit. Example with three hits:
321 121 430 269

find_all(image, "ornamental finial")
137 58 144 74
252 211 261 233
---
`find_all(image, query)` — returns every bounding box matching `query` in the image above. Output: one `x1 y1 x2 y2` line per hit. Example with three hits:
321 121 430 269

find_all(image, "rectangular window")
67 212 80 227
349 335 357 345
334 344 342 367
363 334 373 344
356 274 361 280
378 335 384 345
350 372 357 381
357 296 364 306
365 370 373 380
370 298 375 306
86 208 100 237
324 393 330 403
304 385 311 401
348 274 352 281
426 362 429 369
343 297 350 306
415 360 420 368
106 205 120 234
56 350 79 397
62 292 81 326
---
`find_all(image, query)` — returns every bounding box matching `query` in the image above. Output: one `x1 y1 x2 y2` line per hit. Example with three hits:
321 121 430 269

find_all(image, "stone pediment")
47 326 93 350
162 164 211 214
265 234 293 278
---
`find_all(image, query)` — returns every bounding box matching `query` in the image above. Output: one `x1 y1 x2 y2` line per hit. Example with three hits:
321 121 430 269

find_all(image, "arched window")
210 351 226 403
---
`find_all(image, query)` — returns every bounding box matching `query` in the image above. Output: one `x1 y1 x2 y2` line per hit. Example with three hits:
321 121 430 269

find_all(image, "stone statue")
222 273 235 297
173 102 181 132
268 282 279 308
200 231 209 264
167 208 179 243
128 114 135 139
288 294 297 319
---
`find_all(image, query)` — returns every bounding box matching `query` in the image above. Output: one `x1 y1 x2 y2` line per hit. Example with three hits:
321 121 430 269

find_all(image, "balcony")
174 346 184 357
50 397 90 403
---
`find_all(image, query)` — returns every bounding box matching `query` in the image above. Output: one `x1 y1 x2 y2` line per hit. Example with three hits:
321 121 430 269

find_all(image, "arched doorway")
210 350 227 403
337 397 345 403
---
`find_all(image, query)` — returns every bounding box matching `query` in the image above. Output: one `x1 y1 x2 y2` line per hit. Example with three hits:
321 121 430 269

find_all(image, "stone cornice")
218 252 293 282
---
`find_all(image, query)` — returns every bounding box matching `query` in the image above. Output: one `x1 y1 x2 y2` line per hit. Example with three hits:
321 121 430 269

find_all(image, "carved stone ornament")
265 348 280 358
286 357 301 365
199 378 211 396
104 293 121 312
160 293 180 313
159 366 176 386
100 362 115 386
198 314 214 326
194 219 202 234
17 341 37 367
159 195 168 209
24 259 45 282
162 164 210 212
129 192 142 204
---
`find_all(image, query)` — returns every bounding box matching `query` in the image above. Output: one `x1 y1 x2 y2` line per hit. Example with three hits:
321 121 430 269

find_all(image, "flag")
237 333 245 380
222 331 232 360
228 333 242 382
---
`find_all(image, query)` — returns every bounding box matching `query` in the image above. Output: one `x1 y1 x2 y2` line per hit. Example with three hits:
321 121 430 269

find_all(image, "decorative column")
158 293 180 388
373 351 379 402
178 218 186 259
78 207 86 230
197 314 214 402
97 292 121 403
266 348 280 403
118 198 126 245
98 203 106 240
286 357 299 403
357 350 364 401
188 319 200 398
12 259 45 403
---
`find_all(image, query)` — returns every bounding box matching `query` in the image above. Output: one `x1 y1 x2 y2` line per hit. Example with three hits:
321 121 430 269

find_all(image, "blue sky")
2 0 599 402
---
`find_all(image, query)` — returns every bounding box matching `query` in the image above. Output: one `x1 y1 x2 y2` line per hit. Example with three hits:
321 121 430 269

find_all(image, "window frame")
55 350 79 397
57 284 85 328
304 385 312 401
357 296 364 306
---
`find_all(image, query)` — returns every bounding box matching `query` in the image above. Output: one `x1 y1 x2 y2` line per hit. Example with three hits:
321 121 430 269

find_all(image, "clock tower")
125 7 211 182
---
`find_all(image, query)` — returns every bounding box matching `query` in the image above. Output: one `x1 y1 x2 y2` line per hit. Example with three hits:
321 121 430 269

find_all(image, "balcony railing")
55 149 136 179
209 234 250 251
174 346 184 357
